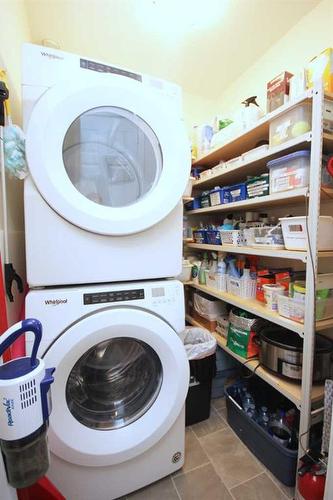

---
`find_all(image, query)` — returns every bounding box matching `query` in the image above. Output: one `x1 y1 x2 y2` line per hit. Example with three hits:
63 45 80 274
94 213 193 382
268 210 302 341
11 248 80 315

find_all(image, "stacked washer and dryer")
22 43 191 499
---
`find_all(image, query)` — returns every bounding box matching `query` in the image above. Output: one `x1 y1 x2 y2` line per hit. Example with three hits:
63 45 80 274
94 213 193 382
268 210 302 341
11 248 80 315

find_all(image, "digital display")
80 58 142 81
84 289 144 305
152 287 165 298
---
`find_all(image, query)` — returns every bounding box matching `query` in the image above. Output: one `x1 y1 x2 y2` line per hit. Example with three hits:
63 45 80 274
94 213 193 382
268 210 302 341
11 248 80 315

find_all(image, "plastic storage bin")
193 229 207 244
267 150 310 193
206 229 222 245
269 102 311 147
209 187 224 206
185 197 201 211
245 226 285 249
246 174 270 198
225 383 298 486
222 183 247 203
200 192 211 208
279 216 333 251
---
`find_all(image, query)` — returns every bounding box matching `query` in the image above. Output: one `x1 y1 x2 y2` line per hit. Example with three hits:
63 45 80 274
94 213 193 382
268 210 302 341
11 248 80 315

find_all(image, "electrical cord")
241 357 261 379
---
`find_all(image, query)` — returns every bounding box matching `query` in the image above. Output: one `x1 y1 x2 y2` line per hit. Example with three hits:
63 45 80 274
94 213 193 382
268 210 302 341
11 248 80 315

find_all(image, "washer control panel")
80 58 142 81
84 289 144 305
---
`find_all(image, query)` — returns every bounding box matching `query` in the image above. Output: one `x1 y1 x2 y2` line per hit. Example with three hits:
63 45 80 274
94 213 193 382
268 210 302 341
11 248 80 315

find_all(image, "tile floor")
126 398 296 500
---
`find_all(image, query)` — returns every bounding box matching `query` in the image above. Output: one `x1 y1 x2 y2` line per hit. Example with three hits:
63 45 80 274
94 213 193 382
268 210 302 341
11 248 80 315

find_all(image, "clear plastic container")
269 102 311 147
245 226 285 249
1 424 50 489
267 150 310 193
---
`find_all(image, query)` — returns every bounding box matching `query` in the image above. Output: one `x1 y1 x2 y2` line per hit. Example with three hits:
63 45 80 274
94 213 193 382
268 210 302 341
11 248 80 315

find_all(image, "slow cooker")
258 326 333 382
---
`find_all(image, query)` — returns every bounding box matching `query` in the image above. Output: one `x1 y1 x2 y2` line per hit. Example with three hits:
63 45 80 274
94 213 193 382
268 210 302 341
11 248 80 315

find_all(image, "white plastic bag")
182 327 217 360
193 292 226 320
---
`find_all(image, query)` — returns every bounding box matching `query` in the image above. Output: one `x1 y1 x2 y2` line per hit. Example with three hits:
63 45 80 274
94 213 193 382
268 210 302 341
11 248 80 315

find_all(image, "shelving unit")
185 81 333 474
185 313 324 409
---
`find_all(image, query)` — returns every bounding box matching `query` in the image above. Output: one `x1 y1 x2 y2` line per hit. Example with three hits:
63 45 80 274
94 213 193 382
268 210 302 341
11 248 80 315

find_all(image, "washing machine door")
43 307 189 466
25 75 190 235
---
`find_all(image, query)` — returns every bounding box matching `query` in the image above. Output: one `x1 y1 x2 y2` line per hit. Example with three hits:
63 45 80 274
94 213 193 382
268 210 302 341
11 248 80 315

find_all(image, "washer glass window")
66 337 163 430
63 107 162 207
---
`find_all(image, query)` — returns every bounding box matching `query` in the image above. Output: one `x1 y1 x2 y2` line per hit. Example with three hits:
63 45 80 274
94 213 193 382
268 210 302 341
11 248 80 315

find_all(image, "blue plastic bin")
225 381 298 486
206 230 222 245
185 197 201 211
222 183 247 203
193 229 208 244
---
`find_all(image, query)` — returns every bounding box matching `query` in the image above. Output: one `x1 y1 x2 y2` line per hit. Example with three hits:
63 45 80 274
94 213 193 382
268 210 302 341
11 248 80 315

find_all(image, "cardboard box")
306 48 333 93
267 71 293 113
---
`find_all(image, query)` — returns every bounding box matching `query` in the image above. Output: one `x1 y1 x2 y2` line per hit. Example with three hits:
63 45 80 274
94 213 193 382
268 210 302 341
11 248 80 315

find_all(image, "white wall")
215 0 333 119
0 0 31 324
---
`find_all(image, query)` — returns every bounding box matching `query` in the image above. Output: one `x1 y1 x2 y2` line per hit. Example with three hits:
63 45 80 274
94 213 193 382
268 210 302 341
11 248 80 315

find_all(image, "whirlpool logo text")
3 398 14 426
45 299 68 306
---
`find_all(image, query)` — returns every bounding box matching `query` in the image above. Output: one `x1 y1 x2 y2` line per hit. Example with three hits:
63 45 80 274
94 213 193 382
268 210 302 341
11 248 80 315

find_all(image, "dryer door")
43 307 189 467
25 75 190 235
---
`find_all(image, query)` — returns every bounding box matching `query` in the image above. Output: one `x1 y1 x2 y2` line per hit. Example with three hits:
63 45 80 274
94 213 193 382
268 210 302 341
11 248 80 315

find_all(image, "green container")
246 174 270 199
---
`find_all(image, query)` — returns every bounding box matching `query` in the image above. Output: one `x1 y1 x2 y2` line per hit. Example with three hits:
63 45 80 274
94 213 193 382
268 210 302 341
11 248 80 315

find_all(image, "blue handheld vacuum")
0 318 55 488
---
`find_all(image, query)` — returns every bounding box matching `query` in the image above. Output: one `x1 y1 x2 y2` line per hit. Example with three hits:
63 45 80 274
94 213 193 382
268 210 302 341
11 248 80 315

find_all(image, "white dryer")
23 43 190 287
25 279 189 500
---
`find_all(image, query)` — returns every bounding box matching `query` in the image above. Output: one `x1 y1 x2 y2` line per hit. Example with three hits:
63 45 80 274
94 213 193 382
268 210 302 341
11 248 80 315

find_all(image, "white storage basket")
219 229 245 246
205 271 227 292
279 216 333 251
227 276 256 299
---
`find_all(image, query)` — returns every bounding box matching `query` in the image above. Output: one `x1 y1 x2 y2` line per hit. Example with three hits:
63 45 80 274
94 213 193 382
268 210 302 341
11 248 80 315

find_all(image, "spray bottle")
241 96 264 129
199 252 209 285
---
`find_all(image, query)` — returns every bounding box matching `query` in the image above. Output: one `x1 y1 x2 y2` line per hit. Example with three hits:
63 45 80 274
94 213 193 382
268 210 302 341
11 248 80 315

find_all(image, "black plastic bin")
225 383 298 486
185 353 216 426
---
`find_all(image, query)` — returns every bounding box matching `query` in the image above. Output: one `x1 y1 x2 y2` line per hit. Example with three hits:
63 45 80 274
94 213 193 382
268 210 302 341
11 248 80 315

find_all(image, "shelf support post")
298 81 324 459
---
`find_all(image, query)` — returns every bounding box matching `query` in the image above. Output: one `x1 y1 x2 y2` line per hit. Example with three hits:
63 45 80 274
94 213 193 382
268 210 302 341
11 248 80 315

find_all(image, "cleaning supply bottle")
199 252 209 285
209 252 218 275
217 256 226 275
226 256 240 278
241 96 264 129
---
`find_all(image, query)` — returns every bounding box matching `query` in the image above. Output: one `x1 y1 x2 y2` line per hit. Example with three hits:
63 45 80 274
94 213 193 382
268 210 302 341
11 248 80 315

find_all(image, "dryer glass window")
62 107 162 207
66 337 163 430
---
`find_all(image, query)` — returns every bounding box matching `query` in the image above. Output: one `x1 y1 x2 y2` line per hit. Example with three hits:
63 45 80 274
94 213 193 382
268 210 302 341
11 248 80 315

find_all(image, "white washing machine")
25 279 189 499
23 43 190 287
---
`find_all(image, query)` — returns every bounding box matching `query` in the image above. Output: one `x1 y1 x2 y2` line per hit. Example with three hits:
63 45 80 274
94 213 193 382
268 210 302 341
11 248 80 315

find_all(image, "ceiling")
25 0 320 98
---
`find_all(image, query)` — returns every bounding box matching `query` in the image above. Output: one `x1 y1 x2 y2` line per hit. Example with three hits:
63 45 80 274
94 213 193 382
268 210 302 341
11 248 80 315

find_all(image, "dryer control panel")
84 289 144 305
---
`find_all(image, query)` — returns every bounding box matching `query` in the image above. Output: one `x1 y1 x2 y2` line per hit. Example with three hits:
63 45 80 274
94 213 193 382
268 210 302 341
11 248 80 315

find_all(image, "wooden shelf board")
186 188 308 215
185 243 333 260
186 282 304 335
185 242 308 261
185 314 324 408
192 92 312 168
193 133 312 189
